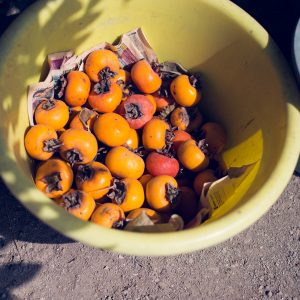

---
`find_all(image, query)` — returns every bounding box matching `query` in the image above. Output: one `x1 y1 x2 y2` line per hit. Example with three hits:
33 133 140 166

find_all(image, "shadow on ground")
0 178 74 246
0 262 41 300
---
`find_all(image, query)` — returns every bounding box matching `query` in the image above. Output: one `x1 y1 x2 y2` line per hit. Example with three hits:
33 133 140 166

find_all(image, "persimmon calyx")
124 103 144 119
63 190 82 209
98 67 117 81
107 179 126 205
41 99 56 110
43 138 62 152
165 183 180 208
76 165 94 182
41 172 62 193
65 149 84 165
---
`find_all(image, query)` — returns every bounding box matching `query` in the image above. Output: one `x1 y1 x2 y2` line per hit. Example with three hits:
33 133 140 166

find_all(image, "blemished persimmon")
170 107 203 132
93 112 130 147
34 99 69 130
75 161 113 200
25 124 60 160
105 146 145 179
64 71 91 107
59 129 98 165
146 175 180 213
91 203 125 228
84 49 120 82
61 189 96 221
131 59 162 93
170 74 201 107
35 158 73 199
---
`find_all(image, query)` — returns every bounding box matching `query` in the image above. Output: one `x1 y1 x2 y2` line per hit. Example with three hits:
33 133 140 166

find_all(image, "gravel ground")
0 1 300 299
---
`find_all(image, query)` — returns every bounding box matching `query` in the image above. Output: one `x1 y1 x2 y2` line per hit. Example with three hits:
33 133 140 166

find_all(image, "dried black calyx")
54 74 67 99
165 183 180 208
42 99 56 110
98 67 117 81
76 165 94 182
63 190 82 209
41 172 62 193
43 138 62 152
124 103 143 119
65 149 83 165
94 80 111 94
107 179 127 205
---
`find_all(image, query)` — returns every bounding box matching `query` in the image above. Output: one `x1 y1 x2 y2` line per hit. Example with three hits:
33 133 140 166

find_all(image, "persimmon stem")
43 138 62 152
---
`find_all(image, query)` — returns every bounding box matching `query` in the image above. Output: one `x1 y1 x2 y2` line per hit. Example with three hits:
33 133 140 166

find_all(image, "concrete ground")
0 1 300 299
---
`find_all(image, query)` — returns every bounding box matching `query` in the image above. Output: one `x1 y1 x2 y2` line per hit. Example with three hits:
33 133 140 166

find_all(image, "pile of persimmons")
25 48 226 230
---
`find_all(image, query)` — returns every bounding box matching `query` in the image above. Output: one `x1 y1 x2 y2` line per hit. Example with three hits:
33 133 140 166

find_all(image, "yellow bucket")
0 0 299 256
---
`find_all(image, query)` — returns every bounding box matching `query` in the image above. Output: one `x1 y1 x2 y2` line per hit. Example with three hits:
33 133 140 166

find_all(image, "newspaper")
186 163 257 228
28 28 158 125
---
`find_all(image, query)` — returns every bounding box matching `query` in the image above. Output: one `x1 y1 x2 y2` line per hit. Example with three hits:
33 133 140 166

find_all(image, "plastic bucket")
0 0 299 256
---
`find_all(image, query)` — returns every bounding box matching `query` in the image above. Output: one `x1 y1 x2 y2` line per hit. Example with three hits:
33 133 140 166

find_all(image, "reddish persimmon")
146 152 179 177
